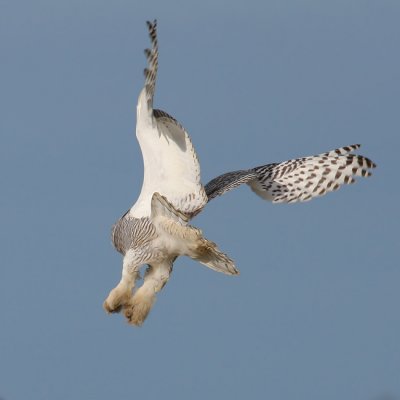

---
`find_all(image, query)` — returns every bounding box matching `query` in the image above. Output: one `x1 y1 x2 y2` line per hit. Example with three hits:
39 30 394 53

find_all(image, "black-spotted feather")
205 144 376 204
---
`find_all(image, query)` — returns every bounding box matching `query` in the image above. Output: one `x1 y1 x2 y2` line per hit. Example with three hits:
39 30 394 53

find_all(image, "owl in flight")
103 20 376 326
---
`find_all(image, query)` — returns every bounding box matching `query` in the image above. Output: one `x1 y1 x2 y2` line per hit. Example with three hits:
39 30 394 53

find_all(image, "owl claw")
103 284 132 314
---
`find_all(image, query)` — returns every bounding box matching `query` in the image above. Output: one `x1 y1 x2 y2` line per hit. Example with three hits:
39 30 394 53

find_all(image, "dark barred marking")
153 108 178 122
205 170 259 200
205 144 376 204
111 216 157 256
143 19 159 110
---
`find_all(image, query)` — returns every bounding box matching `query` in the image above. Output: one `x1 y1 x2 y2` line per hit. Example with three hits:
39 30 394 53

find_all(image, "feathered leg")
124 261 173 326
103 250 140 314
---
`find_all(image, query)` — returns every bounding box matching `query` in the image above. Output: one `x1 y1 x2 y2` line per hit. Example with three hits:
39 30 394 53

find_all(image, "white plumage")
103 20 376 326
131 102 206 218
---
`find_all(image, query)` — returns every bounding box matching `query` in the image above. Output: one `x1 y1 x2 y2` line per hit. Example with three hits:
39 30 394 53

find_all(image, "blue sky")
1 1 399 399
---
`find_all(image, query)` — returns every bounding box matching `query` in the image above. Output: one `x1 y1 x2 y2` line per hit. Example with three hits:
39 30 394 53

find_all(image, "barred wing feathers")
205 144 376 204
205 170 259 200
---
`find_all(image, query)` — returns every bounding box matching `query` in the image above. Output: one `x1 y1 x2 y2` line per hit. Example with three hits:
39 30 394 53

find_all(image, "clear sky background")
1 1 399 399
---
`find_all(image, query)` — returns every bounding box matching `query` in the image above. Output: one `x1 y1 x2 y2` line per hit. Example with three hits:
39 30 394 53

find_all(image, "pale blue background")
1 1 399 399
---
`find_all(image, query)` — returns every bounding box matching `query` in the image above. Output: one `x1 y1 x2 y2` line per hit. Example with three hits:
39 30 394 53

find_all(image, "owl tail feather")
151 192 239 276
189 237 239 276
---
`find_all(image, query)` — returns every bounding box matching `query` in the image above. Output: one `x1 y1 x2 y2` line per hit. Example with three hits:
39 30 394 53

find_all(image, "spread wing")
129 20 207 218
205 144 376 203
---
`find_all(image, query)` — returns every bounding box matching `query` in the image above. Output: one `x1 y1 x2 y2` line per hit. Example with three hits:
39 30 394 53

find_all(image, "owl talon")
103 285 132 314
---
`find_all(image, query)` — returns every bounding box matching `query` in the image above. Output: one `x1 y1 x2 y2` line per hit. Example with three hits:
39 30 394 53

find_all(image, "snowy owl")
103 20 376 326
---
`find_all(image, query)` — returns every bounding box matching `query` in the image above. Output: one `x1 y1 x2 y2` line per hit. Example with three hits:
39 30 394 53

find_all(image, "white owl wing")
129 20 207 218
205 144 376 203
